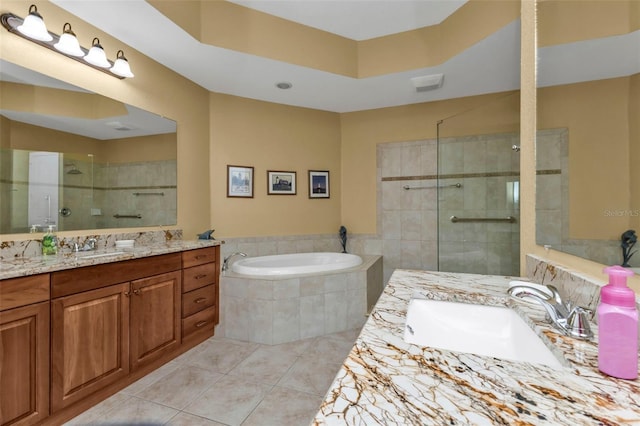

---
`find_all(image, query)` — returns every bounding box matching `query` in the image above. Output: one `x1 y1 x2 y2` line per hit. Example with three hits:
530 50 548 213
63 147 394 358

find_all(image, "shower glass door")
437 93 521 276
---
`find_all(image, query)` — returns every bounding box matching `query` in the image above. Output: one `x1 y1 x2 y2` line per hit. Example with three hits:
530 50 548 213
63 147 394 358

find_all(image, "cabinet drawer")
182 285 215 318
182 306 215 339
182 247 217 269
52 253 181 298
0 274 50 311
183 263 216 293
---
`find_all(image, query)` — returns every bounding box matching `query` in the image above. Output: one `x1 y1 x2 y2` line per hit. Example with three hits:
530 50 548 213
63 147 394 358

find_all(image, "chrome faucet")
73 238 98 252
508 284 593 340
222 252 247 271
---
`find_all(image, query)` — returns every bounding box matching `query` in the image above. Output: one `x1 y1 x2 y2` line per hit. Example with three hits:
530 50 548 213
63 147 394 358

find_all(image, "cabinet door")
130 271 181 370
51 283 130 413
0 302 49 426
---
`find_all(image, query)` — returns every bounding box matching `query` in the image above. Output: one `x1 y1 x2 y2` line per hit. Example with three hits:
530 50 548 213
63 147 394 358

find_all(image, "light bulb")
110 50 134 78
84 37 110 68
17 4 52 42
54 23 84 57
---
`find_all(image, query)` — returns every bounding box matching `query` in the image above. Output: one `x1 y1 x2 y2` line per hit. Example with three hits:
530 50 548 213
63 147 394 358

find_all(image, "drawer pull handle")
195 255 207 260
195 321 208 328
194 297 207 304
195 274 207 279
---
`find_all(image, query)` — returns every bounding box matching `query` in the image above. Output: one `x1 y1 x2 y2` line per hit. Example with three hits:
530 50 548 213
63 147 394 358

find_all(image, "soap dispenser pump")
598 265 638 379
42 224 58 255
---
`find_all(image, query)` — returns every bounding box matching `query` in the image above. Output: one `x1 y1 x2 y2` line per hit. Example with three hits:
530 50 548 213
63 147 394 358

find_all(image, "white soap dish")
115 239 135 248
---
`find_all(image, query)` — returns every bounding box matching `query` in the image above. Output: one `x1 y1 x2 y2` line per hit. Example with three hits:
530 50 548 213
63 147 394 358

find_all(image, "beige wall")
538 77 633 240
0 81 127 118
209 93 342 237
1 118 175 163
537 0 638 46
0 0 210 239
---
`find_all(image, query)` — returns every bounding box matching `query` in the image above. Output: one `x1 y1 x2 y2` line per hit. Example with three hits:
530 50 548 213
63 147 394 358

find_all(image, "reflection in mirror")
0 60 177 234
536 1 640 267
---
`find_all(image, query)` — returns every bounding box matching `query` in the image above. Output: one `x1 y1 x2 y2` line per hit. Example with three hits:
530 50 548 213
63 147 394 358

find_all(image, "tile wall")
94 160 177 229
219 255 382 345
377 132 521 281
0 155 177 233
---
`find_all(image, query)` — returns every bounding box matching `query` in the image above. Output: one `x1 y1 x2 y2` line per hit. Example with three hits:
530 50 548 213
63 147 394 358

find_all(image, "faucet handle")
565 306 593 340
87 238 97 249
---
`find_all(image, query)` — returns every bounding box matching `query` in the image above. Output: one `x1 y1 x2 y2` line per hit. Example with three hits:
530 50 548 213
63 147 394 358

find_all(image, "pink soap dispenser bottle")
598 265 638 379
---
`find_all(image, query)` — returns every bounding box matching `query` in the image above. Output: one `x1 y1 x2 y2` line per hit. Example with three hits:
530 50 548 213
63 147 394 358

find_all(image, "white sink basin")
404 298 563 368
76 251 126 260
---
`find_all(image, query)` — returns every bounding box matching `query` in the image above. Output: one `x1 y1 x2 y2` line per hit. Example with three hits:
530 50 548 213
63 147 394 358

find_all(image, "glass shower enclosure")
436 93 521 276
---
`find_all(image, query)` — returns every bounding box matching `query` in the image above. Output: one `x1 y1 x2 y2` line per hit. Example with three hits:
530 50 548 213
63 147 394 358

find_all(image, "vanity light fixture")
110 50 134 78
84 37 111 68
16 4 51 41
54 23 83 57
1 4 134 79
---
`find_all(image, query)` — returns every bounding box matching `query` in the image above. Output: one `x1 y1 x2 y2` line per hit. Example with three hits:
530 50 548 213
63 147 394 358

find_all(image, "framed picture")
267 170 296 195
309 170 330 198
227 165 254 198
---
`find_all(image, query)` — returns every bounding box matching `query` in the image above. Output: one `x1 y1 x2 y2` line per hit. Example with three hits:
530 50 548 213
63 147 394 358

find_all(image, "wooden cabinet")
1 245 219 424
50 283 130 413
130 271 181 370
50 253 182 413
0 274 50 426
181 247 219 342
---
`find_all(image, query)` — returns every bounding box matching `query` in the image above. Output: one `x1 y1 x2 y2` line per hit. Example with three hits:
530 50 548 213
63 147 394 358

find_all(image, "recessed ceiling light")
275 82 292 90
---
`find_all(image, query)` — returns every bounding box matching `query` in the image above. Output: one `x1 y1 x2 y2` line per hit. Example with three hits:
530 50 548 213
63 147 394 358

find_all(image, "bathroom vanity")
0 240 220 426
313 269 640 425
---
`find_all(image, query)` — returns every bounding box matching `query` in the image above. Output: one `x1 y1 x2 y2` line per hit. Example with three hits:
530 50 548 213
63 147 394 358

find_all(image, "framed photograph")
267 170 296 195
227 165 254 198
309 170 330 198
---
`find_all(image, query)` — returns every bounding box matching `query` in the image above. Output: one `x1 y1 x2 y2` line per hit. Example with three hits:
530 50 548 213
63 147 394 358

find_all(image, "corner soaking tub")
231 252 362 276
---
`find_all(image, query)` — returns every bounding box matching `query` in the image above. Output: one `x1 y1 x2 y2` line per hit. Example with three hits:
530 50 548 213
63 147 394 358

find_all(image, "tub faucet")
222 252 247 271
508 284 593 340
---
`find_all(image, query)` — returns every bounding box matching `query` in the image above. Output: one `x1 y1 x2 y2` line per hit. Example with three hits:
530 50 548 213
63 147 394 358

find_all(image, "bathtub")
221 254 383 345
231 252 363 276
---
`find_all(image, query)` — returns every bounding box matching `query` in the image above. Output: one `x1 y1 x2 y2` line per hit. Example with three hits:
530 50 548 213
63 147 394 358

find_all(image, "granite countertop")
313 269 640 425
0 239 221 280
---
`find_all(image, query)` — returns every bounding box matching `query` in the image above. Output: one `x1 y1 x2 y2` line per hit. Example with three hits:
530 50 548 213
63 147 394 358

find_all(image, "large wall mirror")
0 59 177 234
536 1 640 267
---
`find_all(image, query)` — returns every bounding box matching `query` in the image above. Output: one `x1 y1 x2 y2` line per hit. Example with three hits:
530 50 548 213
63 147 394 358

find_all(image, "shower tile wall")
378 140 438 283
60 157 97 231
93 160 177 229
378 133 520 282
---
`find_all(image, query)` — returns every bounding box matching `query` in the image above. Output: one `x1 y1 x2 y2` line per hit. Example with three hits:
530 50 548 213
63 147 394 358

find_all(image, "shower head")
65 164 83 174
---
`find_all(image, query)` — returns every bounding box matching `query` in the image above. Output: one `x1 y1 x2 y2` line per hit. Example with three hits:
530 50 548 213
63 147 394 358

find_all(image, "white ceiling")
50 0 522 113
225 0 467 41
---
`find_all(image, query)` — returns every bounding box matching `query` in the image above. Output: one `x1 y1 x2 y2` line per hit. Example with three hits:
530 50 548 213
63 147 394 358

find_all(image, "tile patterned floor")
65 328 360 426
